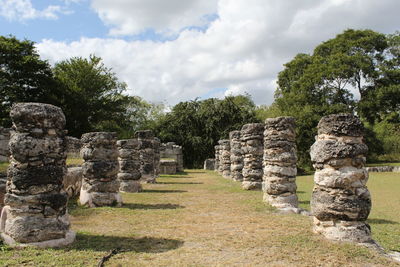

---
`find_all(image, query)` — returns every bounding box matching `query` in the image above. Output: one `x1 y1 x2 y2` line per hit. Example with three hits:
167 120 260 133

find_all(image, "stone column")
229 131 243 182
136 130 156 183
241 123 264 190
0 103 75 247
218 140 231 179
0 127 10 162
310 114 372 243
117 139 142 193
153 138 161 177
214 145 220 172
80 132 122 207
175 145 184 172
204 159 215 170
263 117 298 210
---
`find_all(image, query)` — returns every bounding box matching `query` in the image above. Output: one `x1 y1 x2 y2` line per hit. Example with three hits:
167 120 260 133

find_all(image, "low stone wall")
0 127 11 162
366 166 400 172
63 167 83 198
160 159 177 174
204 159 215 170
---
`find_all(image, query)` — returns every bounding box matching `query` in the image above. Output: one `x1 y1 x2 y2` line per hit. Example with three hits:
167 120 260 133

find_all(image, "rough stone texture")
160 142 184 172
203 159 215 170
229 131 243 182
0 102 74 247
218 140 231 179
241 123 264 190
214 145 221 172
136 130 156 183
160 159 177 174
63 167 82 198
0 172 7 209
263 117 298 210
79 132 122 207
116 139 142 193
0 127 11 162
310 113 372 243
65 136 81 158
153 138 161 178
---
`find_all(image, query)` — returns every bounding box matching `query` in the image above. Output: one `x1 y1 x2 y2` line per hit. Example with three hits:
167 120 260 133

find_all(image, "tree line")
1 29 399 169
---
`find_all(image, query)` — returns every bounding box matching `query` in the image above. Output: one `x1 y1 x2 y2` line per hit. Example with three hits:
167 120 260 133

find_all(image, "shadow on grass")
69 233 184 253
299 200 310 205
142 189 187 193
368 218 399 225
119 203 184 210
156 182 203 185
297 191 306 194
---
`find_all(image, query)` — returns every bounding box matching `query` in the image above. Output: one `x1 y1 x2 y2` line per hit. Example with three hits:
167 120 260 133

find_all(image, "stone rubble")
310 113 372 243
117 139 142 193
136 130 156 183
229 131 243 182
79 132 122 207
0 102 75 247
241 123 264 190
218 140 231 179
263 117 298 210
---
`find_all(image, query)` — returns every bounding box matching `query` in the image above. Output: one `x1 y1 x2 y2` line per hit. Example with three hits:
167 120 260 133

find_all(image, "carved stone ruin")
0 102 75 247
203 158 215 170
218 140 231 179
241 123 264 190
229 131 243 181
310 114 372 243
160 142 184 172
0 127 11 162
79 132 122 207
263 117 298 210
214 145 220 172
117 139 142 193
136 130 156 183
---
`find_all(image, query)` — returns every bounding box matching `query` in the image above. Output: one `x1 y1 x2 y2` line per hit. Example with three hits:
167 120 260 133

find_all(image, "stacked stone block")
218 140 231 179
65 136 82 157
136 130 156 183
117 139 142 193
0 127 10 162
263 117 298 210
0 103 75 247
153 138 161 177
229 131 243 181
241 123 264 190
310 114 372 243
214 145 221 172
79 132 122 207
160 142 184 172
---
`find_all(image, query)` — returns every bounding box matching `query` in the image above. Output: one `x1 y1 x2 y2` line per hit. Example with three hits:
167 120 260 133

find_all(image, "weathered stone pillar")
214 145 221 172
263 117 298 210
0 103 75 247
229 131 243 181
204 159 215 170
153 137 161 177
218 140 231 179
136 130 156 183
117 139 142 193
310 114 372 243
241 123 264 190
80 132 122 207
0 127 10 162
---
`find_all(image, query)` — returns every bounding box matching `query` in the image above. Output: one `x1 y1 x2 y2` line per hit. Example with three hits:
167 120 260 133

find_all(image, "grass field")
0 170 398 266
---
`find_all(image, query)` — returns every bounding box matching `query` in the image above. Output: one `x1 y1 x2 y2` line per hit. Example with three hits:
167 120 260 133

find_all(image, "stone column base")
313 218 372 243
79 189 122 207
241 181 262 190
263 193 298 209
119 181 142 193
1 230 76 248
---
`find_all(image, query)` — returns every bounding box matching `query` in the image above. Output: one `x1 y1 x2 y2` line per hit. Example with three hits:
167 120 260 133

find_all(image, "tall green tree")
0 36 57 126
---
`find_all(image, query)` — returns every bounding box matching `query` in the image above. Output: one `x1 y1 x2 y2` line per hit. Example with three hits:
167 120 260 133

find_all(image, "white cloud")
37 0 400 106
0 0 66 21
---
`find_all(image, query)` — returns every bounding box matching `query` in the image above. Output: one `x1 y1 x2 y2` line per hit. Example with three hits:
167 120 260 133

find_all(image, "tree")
53 55 130 137
0 35 57 126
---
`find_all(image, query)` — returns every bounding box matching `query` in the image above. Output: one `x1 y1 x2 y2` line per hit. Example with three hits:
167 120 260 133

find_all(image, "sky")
0 0 399 106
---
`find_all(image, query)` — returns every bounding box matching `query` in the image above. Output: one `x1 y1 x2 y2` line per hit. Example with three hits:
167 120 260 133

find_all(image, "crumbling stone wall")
117 139 142 193
136 130 156 183
214 145 220 171
0 103 75 247
204 159 215 170
229 131 243 181
160 159 177 174
160 142 183 172
0 127 11 162
310 114 372 243
263 117 298 210
218 140 231 179
79 132 122 207
65 136 81 157
241 123 264 190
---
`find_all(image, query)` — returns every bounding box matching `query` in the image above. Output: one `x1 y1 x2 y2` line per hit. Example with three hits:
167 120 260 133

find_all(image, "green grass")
366 162 400 167
297 172 400 252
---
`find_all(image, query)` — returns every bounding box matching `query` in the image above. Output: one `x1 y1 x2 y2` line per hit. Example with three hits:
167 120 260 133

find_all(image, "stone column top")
241 123 264 134
317 113 364 136
135 130 154 139
81 132 117 144
117 139 140 149
229 130 241 139
264 117 296 129
218 139 230 146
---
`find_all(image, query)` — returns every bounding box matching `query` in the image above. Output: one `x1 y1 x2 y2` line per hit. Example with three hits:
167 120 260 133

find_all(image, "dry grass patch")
0 170 398 266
